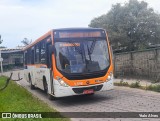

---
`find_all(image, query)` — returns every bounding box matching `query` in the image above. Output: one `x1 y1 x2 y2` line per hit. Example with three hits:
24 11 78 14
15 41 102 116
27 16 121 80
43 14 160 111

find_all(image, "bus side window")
27 49 32 64
31 47 35 64
24 51 27 65
40 41 46 64
35 44 40 63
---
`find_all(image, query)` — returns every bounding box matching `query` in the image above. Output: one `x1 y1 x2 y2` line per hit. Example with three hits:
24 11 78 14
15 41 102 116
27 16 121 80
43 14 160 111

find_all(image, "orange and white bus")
23 28 114 99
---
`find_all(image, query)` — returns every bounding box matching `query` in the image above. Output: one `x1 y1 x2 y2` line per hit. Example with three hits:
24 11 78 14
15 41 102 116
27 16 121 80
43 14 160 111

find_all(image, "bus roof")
53 28 106 39
23 28 106 51
53 27 105 31
23 30 52 51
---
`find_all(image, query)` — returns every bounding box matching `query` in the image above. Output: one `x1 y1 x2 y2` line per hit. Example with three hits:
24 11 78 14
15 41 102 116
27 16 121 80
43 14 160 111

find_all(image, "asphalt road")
3 71 160 121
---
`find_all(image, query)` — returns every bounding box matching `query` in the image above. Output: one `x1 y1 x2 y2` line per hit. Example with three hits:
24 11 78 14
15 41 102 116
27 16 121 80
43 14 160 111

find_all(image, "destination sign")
58 31 102 38
60 43 80 47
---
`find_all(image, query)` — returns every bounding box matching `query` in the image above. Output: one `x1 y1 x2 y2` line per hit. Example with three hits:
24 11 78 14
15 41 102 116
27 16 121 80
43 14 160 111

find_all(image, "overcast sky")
0 0 160 48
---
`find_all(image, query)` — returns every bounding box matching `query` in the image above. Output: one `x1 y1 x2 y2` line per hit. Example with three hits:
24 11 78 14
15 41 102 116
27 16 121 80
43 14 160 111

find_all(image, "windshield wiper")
87 40 96 61
89 40 96 54
68 41 90 72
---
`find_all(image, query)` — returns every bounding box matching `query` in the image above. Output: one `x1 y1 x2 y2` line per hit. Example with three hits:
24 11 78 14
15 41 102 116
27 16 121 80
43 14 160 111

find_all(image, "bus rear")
52 28 114 97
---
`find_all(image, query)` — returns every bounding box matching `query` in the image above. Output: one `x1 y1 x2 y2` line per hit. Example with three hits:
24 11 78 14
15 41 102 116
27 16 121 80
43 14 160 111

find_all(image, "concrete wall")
114 48 160 81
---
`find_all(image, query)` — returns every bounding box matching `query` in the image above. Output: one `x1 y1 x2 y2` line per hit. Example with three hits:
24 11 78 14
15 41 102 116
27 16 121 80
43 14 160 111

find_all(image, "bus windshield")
55 39 110 74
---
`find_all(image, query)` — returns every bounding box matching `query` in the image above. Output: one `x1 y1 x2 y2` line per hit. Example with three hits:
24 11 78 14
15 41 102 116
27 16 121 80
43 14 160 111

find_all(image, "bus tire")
43 77 48 93
48 94 55 100
29 74 35 90
43 77 56 100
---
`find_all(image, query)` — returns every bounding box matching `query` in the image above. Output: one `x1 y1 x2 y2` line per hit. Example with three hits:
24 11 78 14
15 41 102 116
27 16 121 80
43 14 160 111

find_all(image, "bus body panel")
23 28 114 98
53 77 113 97
52 64 114 97
24 65 52 93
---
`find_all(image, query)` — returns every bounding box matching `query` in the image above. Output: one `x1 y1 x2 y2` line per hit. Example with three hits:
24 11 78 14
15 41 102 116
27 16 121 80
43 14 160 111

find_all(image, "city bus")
23 28 114 99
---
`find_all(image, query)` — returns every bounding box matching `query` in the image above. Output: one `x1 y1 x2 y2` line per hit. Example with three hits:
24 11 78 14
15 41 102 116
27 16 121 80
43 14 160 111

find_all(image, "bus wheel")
43 77 56 100
48 94 55 100
43 78 48 93
29 74 35 90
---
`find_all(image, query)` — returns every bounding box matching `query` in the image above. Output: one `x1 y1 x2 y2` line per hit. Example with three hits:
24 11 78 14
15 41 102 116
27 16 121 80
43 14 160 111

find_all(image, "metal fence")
114 47 160 81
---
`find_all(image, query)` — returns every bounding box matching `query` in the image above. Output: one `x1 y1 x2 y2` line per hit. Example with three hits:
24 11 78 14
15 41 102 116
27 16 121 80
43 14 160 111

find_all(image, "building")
1 46 24 71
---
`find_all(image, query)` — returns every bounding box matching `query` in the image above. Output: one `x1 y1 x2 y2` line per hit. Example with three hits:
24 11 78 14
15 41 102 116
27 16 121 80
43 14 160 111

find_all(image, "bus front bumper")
53 79 114 98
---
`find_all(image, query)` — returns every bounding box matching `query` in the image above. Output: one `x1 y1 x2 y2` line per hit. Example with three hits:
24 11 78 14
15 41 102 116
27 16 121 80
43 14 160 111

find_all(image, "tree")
89 0 160 52
0 46 6 49
21 38 32 46
0 35 3 44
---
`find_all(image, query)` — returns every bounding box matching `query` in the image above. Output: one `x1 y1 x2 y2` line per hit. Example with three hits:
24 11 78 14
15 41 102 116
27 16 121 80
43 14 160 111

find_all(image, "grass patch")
0 76 70 121
114 80 129 87
146 84 160 92
130 81 141 88
114 80 160 93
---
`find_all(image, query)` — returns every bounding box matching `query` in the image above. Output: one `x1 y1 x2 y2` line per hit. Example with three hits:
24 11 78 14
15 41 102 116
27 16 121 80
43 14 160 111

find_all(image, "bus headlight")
56 76 69 87
107 72 113 81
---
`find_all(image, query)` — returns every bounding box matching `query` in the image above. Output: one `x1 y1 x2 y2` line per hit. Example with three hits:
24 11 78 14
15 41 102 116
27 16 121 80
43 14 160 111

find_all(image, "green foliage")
130 81 141 88
114 80 160 92
0 76 70 121
21 38 32 46
0 46 6 49
89 0 160 52
114 80 129 86
0 35 3 44
146 84 160 92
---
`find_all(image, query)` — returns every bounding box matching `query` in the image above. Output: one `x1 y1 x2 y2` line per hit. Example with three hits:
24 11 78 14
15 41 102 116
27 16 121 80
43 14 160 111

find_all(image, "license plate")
83 89 94 94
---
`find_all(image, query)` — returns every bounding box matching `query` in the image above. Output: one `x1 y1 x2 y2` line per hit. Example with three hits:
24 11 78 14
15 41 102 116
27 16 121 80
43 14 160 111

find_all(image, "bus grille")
72 85 103 94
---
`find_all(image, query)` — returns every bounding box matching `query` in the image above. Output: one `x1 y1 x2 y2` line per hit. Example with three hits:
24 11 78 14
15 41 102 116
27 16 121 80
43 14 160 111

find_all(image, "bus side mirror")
49 45 56 54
